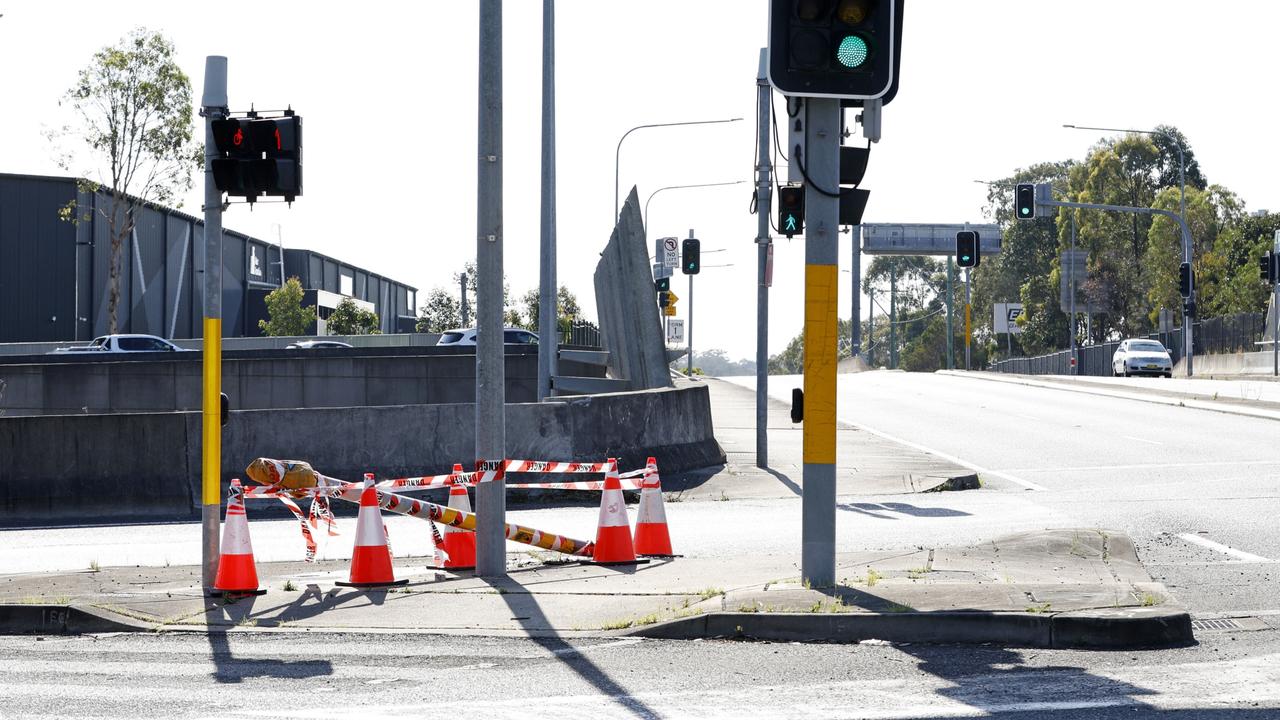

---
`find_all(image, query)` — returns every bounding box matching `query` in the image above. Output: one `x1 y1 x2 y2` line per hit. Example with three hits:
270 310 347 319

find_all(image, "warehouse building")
0 173 417 343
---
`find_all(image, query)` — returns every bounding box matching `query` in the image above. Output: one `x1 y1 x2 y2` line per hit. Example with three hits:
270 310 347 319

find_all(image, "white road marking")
1001 459 1280 473
836 415 1049 491
1177 533 1272 563
1120 434 1163 445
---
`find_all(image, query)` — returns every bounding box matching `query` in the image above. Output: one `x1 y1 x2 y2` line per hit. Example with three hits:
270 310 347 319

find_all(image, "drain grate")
1191 618 1242 631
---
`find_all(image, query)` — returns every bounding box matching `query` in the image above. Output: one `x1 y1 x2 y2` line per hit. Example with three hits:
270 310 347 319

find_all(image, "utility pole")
754 48 771 468
687 228 695 375
460 272 469 327
1069 212 1077 374
888 263 897 369
1273 231 1280 377
964 267 972 371
199 56 228 591
850 225 862 359
866 287 875 366
800 97 840 588
475 0 506 578
537 0 557 401
945 255 954 369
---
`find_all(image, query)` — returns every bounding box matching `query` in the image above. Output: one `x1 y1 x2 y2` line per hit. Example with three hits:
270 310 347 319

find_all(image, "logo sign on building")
667 318 685 344
994 302 1024 334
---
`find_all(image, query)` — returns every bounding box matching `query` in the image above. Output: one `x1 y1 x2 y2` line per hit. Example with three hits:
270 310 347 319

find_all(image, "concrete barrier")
0 385 724 527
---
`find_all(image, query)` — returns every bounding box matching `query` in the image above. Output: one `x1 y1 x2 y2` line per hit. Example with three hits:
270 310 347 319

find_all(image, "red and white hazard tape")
505 477 644 491
504 459 612 474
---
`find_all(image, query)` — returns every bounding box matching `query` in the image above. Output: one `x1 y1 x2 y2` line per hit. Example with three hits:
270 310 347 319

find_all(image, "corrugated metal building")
0 173 417 342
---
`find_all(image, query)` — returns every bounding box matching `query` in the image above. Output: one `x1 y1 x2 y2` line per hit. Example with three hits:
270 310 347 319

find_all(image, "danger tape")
505 478 644 491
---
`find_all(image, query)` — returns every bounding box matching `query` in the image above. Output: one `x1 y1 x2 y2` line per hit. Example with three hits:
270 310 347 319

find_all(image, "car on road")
50 334 191 354
285 340 354 349
436 327 539 346
1111 338 1173 377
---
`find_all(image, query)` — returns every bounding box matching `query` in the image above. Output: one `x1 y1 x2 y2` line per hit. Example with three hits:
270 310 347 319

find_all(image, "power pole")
964 267 972 371
889 263 897 369
460 272 469 327
754 48 771 468
946 255 954 369
850 225 862 359
536 0 557 401
475 0 506 578
687 228 695 375
199 56 228 590
800 97 840 588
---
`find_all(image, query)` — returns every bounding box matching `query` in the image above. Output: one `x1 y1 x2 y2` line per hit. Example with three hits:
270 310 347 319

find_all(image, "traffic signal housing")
778 184 805 237
658 291 672 308
682 238 701 275
210 113 303 202
768 0 902 103
655 277 670 293
956 231 979 268
1014 183 1036 220
1262 252 1278 285
1178 262 1193 298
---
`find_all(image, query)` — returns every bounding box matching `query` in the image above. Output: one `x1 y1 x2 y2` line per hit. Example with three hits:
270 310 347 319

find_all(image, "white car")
51 334 191 354
436 327 539 346
1111 339 1173 378
286 340 353 349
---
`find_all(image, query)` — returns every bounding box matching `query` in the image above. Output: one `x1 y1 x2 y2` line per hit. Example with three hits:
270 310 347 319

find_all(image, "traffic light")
778 184 805 237
1178 262 1193 298
768 0 902 103
210 113 303 202
682 238 701 275
1014 183 1035 220
956 231 979 268
1262 252 1277 285
655 277 670 292
658 291 671 308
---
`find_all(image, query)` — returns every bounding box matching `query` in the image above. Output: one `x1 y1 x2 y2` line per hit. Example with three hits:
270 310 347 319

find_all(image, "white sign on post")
994 303 1024 334
667 318 685 344
662 237 679 269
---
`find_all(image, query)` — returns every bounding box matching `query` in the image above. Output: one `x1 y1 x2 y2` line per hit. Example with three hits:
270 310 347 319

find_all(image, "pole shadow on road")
203 595 334 684
483 572 664 720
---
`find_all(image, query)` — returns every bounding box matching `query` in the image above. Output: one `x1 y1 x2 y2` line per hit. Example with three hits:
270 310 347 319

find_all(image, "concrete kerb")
0 604 155 634
937 370 1280 423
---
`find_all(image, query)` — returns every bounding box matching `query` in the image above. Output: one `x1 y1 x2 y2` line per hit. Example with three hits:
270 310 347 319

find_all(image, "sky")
1 1 1277 361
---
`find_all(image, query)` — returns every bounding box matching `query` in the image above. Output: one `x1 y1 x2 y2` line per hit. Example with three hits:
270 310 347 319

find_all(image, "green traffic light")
836 35 869 68
1020 207 1030 216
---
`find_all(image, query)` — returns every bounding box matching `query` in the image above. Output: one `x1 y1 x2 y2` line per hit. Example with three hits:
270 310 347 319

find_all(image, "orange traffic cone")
589 458 640 565
337 473 408 588
213 479 266 596
437 463 476 570
633 457 674 557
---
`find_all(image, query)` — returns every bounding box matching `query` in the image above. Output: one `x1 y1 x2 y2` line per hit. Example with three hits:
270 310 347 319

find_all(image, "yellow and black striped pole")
200 56 228 590
801 97 841 588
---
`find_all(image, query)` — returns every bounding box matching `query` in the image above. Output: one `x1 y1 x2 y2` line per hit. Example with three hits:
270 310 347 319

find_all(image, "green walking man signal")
778 184 804 238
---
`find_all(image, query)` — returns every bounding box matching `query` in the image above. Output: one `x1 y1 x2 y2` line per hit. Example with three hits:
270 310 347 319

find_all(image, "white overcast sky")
1 1 1276 360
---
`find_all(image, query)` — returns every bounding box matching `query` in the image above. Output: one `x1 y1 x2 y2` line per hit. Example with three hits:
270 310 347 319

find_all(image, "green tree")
51 28 202 333
516 284 585 332
259 277 313 336
327 298 381 335
415 288 462 333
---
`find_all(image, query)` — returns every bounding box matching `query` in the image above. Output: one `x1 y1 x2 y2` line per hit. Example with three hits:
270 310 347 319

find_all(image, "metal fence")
561 320 601 349
988 312 1265 376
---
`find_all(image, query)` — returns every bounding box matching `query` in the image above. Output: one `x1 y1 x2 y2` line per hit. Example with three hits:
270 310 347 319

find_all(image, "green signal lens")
1020 207 1030 216
836 35 869 68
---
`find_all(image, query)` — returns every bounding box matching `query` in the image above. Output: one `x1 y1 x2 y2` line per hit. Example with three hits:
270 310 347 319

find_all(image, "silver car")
1111 339 1173 378
436 327 539 346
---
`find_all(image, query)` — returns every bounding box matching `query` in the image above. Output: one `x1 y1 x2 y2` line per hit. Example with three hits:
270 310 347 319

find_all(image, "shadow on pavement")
483 572 664 720
204 597 334 684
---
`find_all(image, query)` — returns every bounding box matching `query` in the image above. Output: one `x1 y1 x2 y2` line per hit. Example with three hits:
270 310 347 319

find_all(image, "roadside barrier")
588 459 640 565
336 473 408 588
633 457 674 557
213 479 265 597
438 463 476 570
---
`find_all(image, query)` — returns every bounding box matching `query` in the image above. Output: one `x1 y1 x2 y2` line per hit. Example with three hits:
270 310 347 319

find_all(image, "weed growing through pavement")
88 559 100 573
865 568 882 587
1026 602 1052 614
1138 592 1162 607
699 587 724 600
906 567 931 580
282 580 298 592
736 602 760 613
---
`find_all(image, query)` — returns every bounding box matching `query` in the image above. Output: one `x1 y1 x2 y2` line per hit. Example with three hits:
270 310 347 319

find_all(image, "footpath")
0 378 1191 648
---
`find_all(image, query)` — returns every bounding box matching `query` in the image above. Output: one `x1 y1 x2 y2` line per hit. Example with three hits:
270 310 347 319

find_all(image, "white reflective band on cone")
597 489 629 528
355 505 386 546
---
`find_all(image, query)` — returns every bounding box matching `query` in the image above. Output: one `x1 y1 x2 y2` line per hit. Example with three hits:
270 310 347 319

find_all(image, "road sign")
667 318 685 344
862 223 1001 256
1061 249 1087 278
994 303 1024 334
665 290 679 305
653 263 671 281
661 237 679 269
663 305 676 317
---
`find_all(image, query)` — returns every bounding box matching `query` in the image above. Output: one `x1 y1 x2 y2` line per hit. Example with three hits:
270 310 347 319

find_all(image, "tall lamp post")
614 117 742 224
1064 123 1192 376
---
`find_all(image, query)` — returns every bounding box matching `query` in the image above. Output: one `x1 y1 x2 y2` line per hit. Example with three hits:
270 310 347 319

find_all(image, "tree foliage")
259 277 313 337
52 28 202 333
327 298 380 335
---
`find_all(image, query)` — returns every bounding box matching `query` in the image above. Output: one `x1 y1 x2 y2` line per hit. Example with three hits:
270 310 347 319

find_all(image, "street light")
1063 123 1192 376
614 117 743 224
644 181 745 242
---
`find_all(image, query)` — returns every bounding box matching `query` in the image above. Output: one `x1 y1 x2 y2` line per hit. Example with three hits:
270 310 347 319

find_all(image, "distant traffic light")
682 238 701 275
778 185 805 237
767 0 903 104
956 231 979 268
1262 252 1277 285
1178 262 1193 298
1014 183 1035 220
655 277 670 293
658 291 671 308
210 112 303 202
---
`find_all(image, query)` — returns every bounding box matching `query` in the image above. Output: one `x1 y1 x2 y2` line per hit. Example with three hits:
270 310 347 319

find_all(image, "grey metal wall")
0 173 417 342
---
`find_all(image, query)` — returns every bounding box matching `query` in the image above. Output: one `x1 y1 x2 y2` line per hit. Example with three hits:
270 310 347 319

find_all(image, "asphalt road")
2 629 1278 719
729 372 1280 619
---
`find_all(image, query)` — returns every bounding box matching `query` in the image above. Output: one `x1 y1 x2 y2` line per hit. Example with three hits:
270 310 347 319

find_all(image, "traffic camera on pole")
682 238 701 275
956 231 979 268
767 0 903 104
778 184 805 237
